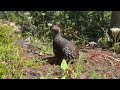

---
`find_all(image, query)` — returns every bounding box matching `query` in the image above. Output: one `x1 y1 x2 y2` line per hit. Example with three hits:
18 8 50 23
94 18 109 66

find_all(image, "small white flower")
42 13 45 16
27 17 32 20
0 19 2 22
24 37 31 45
10 22 16 26
24 12 30 15
14 28 21 33
110 28 120 33
35 39 37 42
2 24 8 26
1 61 8 66
17 25 21 29
47 23 52 27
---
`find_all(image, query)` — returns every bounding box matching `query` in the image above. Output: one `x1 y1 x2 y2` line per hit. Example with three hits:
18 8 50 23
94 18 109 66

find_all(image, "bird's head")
53 25 61 33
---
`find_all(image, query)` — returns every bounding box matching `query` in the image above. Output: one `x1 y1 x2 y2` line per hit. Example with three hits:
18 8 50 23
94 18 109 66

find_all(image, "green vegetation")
113 43 120 53
0 11 120 79
98 37 111 49
110 28 120 53
0 11 112 41
0 24 22 78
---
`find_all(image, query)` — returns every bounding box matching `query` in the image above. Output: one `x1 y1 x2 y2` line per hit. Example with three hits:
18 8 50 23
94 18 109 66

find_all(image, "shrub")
98 37 112 49
113 43 120 53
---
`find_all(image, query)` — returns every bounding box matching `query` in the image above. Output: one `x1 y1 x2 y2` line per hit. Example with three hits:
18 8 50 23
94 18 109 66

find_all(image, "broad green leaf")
61 59 69 71
40 76 47 79
61 76 66 79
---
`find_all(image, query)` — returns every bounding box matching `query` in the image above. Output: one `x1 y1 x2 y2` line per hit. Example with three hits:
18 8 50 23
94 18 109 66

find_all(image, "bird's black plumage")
52 25 79 61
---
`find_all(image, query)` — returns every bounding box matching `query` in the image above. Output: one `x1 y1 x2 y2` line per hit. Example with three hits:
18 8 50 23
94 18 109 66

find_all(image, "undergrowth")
31 36 53 55
0 22 109 79
0 24 23 78
0 23 42 78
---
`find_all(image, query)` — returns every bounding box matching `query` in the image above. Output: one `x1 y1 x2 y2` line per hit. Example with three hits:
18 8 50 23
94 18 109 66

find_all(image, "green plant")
0 11 112 42
60 59 77 79
113 43 120 53
0 22 24 78
87 70 102 79
75 35 88 46
0 64 6 78
0 11 114 79
0 24 21 61
40 76 47 79
60 54 84 79
31 36 53 54
75 54 83 77
98 37 111 49
110 28 120 53
111 28 120 43
60 59 69 79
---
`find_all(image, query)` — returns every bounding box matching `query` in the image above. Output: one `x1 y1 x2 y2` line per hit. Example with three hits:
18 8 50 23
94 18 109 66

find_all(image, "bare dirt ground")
19 41 120 79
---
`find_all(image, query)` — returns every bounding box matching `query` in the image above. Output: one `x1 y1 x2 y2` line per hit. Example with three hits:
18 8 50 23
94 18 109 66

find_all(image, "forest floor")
1 20 120 79
18 38 120 79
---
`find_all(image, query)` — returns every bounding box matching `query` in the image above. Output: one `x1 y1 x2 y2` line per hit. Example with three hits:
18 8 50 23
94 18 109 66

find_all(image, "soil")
18 40 120 79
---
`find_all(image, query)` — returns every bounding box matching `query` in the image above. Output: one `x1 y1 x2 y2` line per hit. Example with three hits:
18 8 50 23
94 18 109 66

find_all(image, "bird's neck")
54 32 62 39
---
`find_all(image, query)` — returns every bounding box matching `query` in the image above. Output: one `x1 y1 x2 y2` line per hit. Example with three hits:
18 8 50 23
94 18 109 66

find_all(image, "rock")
86 41 98 48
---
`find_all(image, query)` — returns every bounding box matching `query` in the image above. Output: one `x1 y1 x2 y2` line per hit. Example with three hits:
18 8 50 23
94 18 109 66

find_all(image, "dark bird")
52 25 79 63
